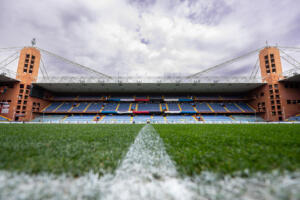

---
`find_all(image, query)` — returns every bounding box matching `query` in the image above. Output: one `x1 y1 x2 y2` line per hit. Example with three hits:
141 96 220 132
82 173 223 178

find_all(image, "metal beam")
37 47 113 79
186 48 262 79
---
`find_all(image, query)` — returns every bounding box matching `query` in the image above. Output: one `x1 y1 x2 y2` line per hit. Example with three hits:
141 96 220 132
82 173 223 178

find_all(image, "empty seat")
86 103 103 112
70 103 89 112
209 103 227 112
195 103 212 112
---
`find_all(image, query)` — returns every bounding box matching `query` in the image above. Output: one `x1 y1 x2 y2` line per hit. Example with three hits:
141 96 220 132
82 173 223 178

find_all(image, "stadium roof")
280 68 300 82
34 76 265 93
0 74 19 83
281 74 300 82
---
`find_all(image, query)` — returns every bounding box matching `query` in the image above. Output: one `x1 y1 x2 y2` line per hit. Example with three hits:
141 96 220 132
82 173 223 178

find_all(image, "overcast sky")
1 0 300 77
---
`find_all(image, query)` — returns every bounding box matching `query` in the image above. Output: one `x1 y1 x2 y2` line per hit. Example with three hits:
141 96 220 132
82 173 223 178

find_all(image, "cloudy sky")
1 0 300 77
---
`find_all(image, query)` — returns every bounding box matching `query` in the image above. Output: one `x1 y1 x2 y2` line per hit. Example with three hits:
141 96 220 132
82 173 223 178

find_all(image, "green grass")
1 124 299 177
0 124 143 176
154 124 300 176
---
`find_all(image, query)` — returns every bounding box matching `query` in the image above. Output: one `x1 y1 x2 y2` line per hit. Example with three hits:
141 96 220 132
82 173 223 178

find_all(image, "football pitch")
0 124 299 199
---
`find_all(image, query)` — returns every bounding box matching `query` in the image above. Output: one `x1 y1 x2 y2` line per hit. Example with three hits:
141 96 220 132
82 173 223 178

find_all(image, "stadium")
0 45 300 123
0 45 299 199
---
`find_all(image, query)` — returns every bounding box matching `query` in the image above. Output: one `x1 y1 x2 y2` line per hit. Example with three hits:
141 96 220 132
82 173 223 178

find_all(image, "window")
18 95 22 99
20 84 24 88
277 105 281 109
266 70 270 73
276 100 281 104
262 102 265 106
269 90 273 95
287 100 291 104
271 100 274 105
270 54 274 58
24 95 28 99
272 105 275 110
26 85 31 89
264 55 268 59
276 95 280 99
19 89 24 93
298 100 300 104
278 111 282 115
275 89 279 93
274 84 278 89
270 95 274 99
272 69 276 72
26 54 30 58
269 85 272 89
260 92 264 97
24 101 27 105
272 112 276 116
293 100 297 104
25 90 29 94
18 100 22 104
31 55 35 59
17 105 21 109
22 106 26 110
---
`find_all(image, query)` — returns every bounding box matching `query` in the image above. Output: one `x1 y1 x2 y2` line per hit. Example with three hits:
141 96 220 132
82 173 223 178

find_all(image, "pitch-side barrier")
1 121 300 124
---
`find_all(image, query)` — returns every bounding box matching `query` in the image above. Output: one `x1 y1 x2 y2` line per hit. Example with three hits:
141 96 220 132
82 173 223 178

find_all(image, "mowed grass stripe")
154 124 300 176
0 124 143 176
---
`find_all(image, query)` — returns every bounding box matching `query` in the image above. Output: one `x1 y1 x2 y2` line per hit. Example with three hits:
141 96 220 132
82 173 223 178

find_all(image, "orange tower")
0 47 48 121
251 46 300 121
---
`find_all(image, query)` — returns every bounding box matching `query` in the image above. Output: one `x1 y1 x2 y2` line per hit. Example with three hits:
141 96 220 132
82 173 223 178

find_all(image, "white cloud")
0 0 299 78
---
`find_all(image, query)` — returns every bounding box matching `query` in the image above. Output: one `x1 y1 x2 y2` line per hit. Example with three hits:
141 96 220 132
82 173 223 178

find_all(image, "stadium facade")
0 46 299 123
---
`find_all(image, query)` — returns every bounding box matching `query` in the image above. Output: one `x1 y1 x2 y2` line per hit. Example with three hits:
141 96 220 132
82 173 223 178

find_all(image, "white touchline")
98 124 197 200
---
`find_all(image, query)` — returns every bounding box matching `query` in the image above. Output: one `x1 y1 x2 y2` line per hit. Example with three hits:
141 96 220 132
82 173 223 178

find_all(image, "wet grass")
0 124 143 177
154 124 300 176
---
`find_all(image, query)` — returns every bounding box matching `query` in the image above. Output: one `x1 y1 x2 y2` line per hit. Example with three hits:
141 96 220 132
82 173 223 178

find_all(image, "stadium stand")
166 103 180 112
236 103 255 112
102 103 118 112
70 103 89 112
225 103 242 112
56 102 74 112
195 103 212 113
85 102 103 113
209 103 227 112
118 103 131 112
43 102 62 112
180 103 196 113
137 103 161 112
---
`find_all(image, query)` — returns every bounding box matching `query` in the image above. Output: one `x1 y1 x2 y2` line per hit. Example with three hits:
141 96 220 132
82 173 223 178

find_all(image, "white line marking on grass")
99 124 196 200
